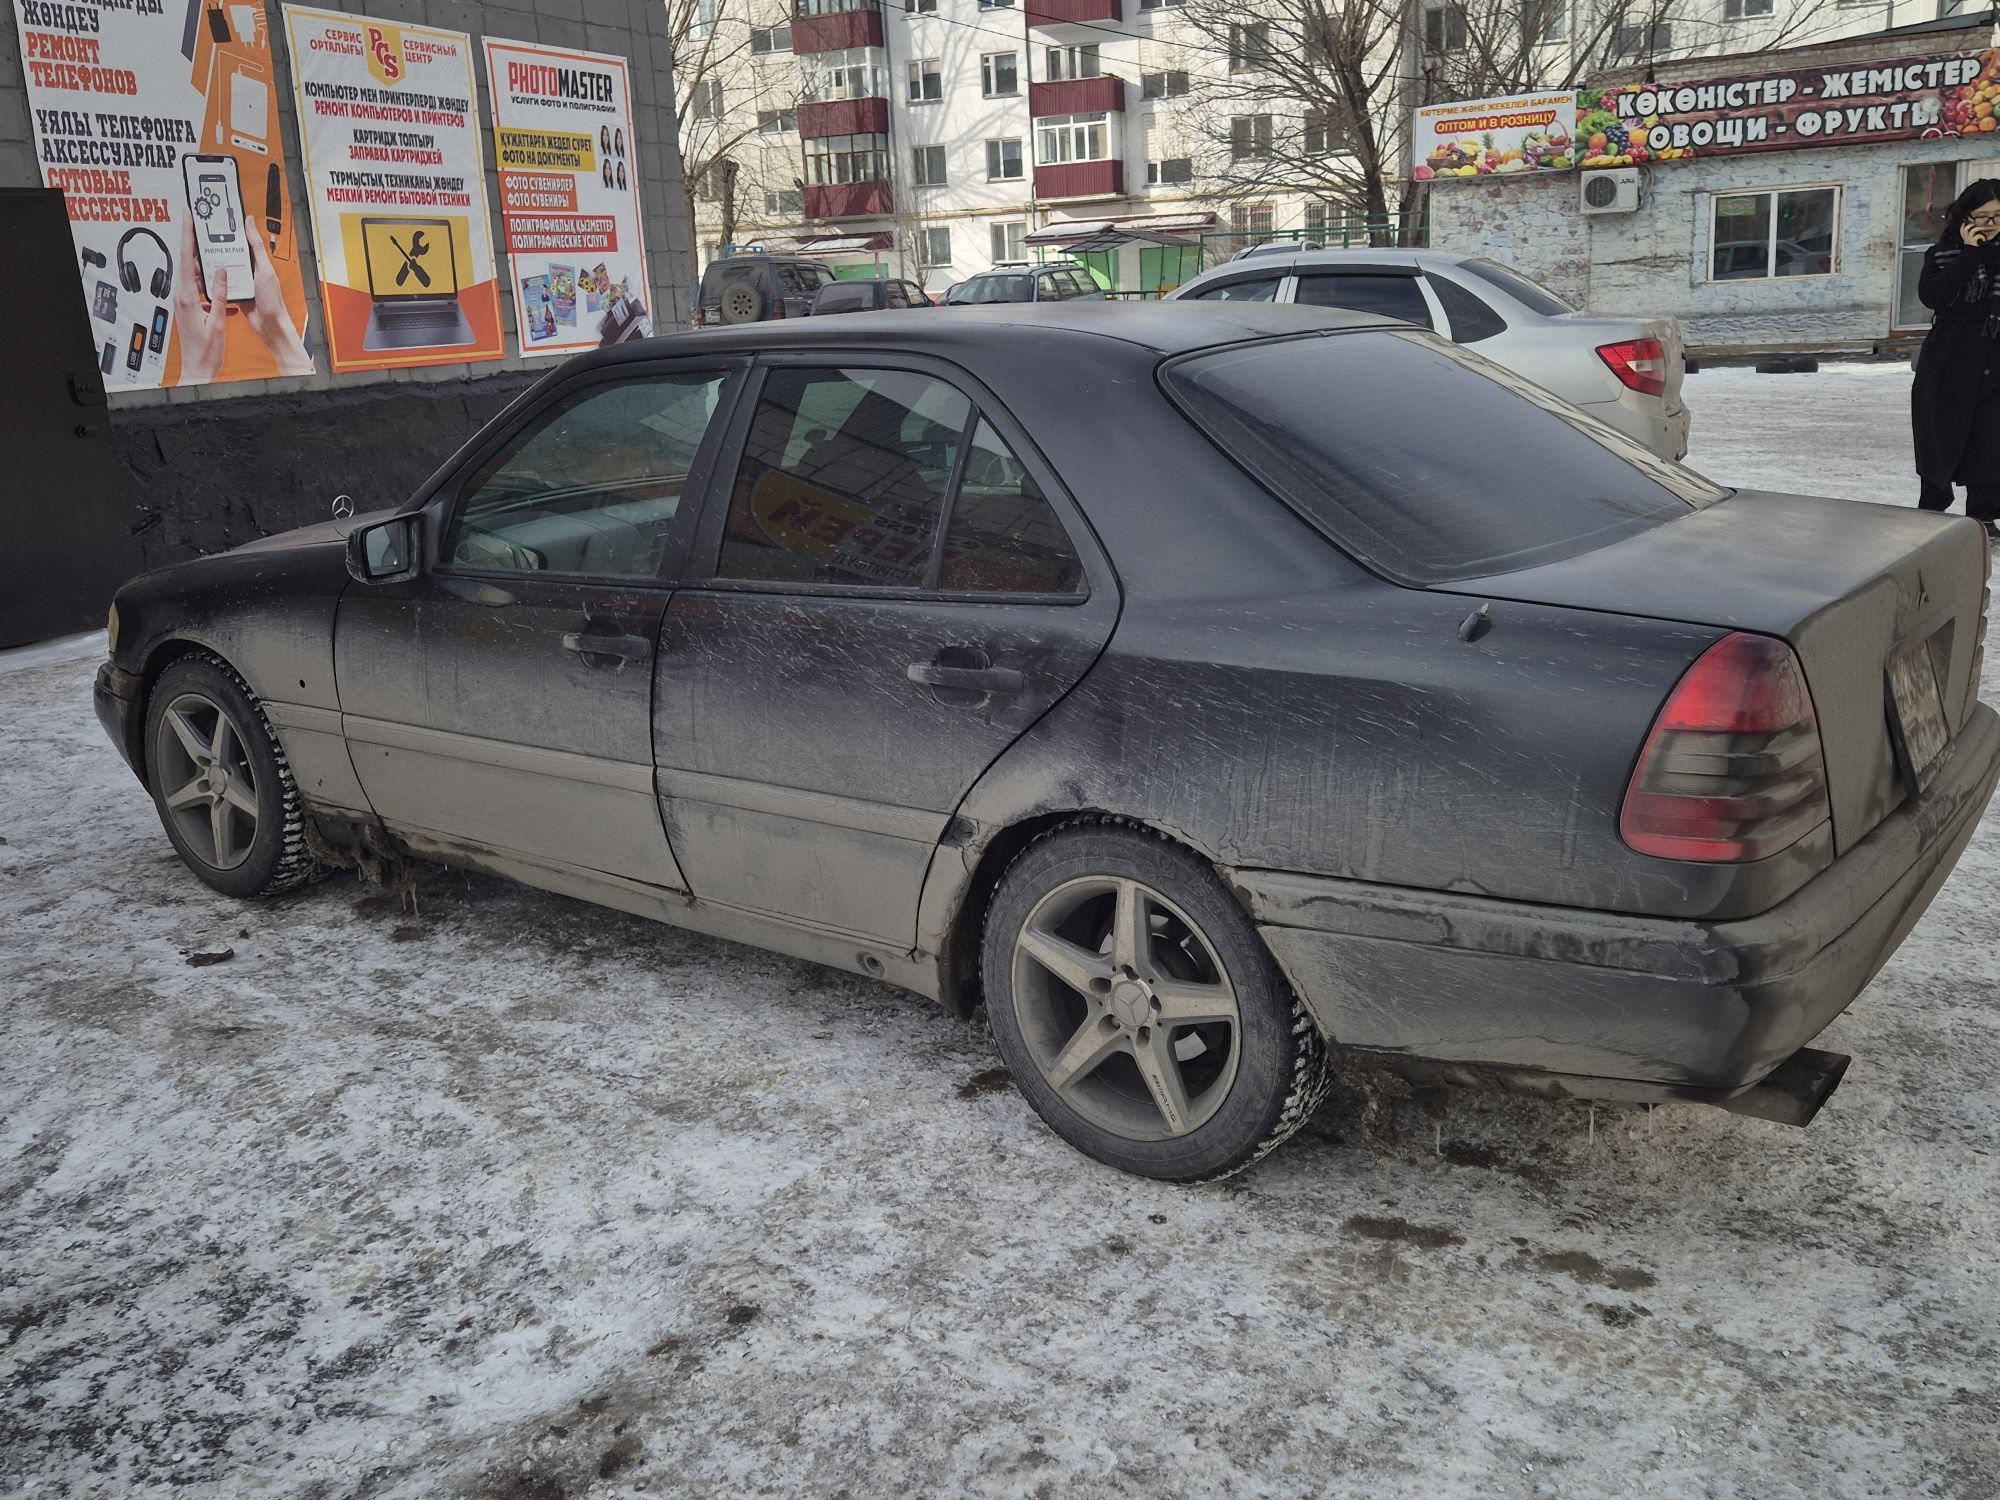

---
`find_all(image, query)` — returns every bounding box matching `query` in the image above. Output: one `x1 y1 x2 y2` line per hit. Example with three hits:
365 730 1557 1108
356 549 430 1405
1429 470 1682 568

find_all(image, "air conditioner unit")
1581 168 1641 214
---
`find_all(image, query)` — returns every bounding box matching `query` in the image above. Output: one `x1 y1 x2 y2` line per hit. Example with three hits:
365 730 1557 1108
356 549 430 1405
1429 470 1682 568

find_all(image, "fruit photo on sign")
1943 52 2000 134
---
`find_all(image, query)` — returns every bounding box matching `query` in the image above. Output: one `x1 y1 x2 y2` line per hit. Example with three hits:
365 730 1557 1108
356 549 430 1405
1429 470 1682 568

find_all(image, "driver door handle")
905 662 1025 695
562 630 652 666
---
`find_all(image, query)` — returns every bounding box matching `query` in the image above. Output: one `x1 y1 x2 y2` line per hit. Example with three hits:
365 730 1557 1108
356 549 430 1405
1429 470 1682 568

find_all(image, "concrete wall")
3 0 693 561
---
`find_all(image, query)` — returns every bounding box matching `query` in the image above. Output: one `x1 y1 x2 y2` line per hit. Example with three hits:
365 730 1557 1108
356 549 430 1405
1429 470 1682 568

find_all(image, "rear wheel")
982 823 1329 1181
143 655 323 899
718 282 765 324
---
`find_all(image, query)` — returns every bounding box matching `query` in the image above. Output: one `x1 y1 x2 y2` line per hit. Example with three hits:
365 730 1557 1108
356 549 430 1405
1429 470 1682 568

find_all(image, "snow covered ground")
3 363 1997 1500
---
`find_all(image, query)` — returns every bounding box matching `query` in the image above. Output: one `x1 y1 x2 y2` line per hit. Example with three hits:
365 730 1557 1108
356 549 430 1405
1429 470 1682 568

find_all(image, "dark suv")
811 277 935 315
946 264 1105 304
694 254 836 326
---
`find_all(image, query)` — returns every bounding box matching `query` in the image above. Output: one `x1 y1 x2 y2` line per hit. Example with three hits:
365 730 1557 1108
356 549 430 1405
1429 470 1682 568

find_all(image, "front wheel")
981 823 1329 1181
143 654 324 899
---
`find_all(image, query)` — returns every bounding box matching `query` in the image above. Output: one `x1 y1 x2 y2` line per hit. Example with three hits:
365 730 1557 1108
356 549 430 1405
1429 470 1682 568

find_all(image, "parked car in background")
693 253 835 326
94 303 1995 1182
1169 249 1690 459
812 277 935 315
944 264 1105 304
1229 239 1324 260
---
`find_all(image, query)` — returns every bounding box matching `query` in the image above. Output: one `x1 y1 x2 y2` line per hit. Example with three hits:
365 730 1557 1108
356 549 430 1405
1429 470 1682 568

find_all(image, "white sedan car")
1169 249 1689 460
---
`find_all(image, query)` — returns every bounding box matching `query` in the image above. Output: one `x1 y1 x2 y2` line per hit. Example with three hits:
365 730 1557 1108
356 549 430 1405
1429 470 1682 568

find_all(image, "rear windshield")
961 274 1033 304
817 283 872 311
1161 330 1724 585
699 262 764 299
1460 259 1573 317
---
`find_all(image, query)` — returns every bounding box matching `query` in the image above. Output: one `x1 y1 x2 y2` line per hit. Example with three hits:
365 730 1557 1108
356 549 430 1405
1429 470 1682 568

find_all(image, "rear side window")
1460 259 1573 316
775 264 815 298
1426 273 1508 343
1294 272 1433 328
965 274 1033 303
1188 276 1280 302
1162 330 1723 585
941 420 1083 594
816 283 870 313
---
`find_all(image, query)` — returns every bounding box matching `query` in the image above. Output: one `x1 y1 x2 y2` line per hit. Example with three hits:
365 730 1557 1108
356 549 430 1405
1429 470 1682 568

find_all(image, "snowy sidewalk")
1 364 1996 1499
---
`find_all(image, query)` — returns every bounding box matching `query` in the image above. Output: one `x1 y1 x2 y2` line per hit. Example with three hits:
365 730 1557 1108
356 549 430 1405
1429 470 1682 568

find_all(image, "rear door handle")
562 630 652 667
906 662 1025 695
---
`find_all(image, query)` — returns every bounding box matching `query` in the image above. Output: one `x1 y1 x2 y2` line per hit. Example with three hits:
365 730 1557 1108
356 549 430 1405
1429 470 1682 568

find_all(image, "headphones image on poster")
117 227 173 298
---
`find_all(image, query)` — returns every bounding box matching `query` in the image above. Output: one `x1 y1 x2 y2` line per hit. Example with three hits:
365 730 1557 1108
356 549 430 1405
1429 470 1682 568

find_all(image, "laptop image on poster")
360 216 475 351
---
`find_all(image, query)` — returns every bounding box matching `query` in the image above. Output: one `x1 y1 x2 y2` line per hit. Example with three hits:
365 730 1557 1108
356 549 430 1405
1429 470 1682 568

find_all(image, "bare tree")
669 0 803 269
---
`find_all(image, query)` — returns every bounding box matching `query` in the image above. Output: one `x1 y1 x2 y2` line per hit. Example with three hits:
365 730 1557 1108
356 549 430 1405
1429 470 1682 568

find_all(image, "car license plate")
1887 643 1948 787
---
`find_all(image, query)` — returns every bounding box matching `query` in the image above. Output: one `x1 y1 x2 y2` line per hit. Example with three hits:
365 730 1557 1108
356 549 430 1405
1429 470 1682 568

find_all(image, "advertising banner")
1577 48 2000 167
481 38 652 355
10 1 314 388
281 6 502 372
1412 92 1576 180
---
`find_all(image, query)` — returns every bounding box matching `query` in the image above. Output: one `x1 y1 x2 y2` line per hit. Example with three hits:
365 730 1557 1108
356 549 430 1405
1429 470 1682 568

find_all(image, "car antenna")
1457 602 1492 643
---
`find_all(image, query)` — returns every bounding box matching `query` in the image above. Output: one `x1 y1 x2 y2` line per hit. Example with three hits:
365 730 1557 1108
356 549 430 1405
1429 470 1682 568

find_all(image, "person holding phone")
173 211 313 381
1913 178 2000 537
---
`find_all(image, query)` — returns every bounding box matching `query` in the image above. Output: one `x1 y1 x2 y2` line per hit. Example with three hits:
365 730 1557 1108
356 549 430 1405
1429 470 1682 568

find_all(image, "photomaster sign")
1412 92 1576 179
481 37 652 355
10 0 314 387
1418 47 2000 179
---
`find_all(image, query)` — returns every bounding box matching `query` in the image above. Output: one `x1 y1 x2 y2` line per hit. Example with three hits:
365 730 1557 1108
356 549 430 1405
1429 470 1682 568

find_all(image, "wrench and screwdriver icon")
390 230 433 288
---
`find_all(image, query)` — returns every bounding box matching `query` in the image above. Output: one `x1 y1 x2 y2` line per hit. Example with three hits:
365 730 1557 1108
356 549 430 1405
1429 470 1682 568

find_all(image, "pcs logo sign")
365 24 407 87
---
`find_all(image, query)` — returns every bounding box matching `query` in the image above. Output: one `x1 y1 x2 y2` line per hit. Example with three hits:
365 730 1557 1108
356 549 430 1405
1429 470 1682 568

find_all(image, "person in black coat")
1913 178 2000 536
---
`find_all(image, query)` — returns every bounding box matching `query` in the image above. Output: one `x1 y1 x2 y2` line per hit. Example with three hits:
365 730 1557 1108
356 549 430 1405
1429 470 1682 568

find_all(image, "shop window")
1710 187 1838 281
1894 162 1998 328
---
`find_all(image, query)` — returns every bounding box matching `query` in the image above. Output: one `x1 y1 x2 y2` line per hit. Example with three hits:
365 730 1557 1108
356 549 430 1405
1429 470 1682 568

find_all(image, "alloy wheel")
1009 875 1242 1141
154 692 260 871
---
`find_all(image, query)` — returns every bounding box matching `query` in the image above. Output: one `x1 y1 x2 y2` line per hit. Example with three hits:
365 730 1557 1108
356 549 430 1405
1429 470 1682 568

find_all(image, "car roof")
582 301 1397 368
1197 247 1472 273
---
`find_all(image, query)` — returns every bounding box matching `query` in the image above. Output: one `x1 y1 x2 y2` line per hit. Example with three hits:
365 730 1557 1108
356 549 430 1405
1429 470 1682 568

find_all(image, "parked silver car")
1169 249 1689 460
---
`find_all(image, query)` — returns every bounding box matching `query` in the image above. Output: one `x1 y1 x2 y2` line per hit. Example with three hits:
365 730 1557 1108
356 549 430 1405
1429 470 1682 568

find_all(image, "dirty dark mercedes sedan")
95 304 1999 1181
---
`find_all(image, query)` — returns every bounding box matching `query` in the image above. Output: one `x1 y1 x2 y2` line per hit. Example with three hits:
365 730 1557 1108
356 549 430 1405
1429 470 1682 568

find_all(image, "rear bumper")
93 659 144 779
1581 393 1690 461
1233 701 1999 1106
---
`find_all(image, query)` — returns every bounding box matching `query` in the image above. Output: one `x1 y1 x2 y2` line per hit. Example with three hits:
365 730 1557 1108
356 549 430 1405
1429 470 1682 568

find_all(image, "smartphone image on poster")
182 153 254 299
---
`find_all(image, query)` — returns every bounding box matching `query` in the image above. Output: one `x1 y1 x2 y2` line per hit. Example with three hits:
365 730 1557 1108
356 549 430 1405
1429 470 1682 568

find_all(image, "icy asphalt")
2 362 1996 1500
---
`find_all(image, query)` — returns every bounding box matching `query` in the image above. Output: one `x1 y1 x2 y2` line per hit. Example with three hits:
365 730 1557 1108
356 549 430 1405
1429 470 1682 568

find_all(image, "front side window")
986 137 1024 181
1189 275 1279 302
717 368 1078 594
907 57 941 102
1164 331 1723 585
1037 112 1109 165
1710 187 1838 280
448 373 730 578
982 51 1019 97
1295 272 1434 329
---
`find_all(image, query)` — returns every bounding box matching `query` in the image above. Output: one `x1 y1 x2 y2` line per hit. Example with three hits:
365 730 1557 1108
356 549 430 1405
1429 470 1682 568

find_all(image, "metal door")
0 189 141 647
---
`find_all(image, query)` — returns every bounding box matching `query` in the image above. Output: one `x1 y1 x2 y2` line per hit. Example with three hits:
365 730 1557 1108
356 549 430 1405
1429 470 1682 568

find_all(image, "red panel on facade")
1028 75 1124 118
804 180 893 220
791 8 885 52
1026 0 1120 25
1032 160 1124 201
798 97 890 138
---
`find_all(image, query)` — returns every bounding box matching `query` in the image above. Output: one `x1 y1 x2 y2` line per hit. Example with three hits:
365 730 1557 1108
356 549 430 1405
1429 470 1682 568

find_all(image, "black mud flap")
1718 1047 1851 1128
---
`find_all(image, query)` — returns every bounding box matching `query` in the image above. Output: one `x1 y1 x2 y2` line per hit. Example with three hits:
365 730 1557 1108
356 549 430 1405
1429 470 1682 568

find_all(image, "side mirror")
346 515 422 584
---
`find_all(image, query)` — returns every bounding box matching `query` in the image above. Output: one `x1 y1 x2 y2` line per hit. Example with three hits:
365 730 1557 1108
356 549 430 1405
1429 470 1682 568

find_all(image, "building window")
978 0 1016 8
986 137 1024 180
1230 114 1273 161
757 109 797 134
1228 22 1271 71
1610 20 1672 57
913 143 948 185
764 189 804 216
750 23 792 52
1723 0 1774 16
1304 201 1328 237
689 80 722 120
802 47 887 102
982 52 1019 97
1046 43 1100 80
907 57 942 102
796 0 877 12
1423 3 1467 53
1138 0 1184 7
1536 1 1567 42
905 0 936 10
991 220 1026 262
691 0 715 38
804 131 891 185
1146 157 1193 185
920 226 951 266
1710 187 1838 281
1304 109 1340 155
1141 69 1189 99
1037 111 1109 164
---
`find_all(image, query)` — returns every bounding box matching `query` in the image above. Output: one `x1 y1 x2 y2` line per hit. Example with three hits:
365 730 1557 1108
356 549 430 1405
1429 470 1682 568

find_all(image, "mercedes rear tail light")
1620 632 1830 862
1597 337 1668 398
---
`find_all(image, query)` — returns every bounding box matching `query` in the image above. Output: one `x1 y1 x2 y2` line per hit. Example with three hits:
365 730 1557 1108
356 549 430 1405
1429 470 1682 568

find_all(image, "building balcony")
792 5 884 52
805 180 892 220
1026 0 1120 25
1033 159 1123 201
1028 75 1124 117
798 97 889 138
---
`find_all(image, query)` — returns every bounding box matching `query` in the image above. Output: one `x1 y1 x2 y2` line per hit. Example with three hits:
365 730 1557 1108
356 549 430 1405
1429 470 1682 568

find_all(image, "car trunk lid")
1547 313 1686 410
1440 490 1986 854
